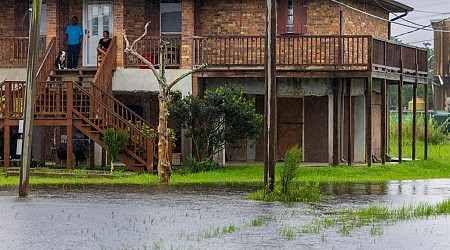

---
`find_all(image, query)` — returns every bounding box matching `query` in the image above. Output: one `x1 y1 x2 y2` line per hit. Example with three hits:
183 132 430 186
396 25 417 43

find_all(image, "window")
277 0 307 35
40 4 47 35
160 0 181 34
287 0 294 33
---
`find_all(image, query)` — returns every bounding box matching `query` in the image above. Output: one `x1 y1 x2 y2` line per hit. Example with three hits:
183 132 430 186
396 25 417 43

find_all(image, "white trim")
82 1 114 67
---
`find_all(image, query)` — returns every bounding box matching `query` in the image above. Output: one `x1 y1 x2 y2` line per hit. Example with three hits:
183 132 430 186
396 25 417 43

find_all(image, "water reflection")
0 179 449 249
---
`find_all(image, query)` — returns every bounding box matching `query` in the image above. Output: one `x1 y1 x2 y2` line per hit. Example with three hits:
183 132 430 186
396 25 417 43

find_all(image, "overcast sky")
390 0 450 46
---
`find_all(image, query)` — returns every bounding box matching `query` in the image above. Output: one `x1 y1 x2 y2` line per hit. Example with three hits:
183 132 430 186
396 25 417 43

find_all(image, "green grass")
301 199 450 237
248 182 322 202
0 143 449 187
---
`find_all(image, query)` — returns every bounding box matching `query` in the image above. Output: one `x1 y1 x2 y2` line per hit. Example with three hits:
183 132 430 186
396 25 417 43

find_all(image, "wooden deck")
192 35 428 83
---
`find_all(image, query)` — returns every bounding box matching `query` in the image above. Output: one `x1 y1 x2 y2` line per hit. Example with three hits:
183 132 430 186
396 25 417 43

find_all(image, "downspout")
389 12 408 40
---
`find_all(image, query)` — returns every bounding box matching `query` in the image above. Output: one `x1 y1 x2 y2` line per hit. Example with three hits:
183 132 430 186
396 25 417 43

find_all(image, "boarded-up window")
277 0 307 35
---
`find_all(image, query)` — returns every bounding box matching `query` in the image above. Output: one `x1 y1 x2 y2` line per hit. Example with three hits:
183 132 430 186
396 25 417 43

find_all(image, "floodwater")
1 180 450 250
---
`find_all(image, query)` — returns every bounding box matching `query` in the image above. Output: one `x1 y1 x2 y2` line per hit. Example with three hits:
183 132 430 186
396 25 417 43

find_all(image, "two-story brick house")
0 0 428 171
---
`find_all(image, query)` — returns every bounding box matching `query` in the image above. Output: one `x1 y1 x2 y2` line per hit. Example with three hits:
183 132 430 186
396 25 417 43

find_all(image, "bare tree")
124 22 206 183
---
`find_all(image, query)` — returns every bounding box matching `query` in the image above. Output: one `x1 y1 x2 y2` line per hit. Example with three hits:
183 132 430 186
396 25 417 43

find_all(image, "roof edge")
377 0 414 13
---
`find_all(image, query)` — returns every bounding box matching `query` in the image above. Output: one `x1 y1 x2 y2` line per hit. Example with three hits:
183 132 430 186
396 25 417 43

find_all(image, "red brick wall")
0 0 16 37
196 0 266 36
342 0 389 39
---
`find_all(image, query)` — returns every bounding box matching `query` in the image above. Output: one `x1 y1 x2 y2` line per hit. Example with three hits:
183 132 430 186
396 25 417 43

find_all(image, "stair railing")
70 81 156 170
92 36 116 94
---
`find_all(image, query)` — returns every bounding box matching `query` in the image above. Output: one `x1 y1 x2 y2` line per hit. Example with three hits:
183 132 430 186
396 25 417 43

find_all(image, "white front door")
83 2 113 66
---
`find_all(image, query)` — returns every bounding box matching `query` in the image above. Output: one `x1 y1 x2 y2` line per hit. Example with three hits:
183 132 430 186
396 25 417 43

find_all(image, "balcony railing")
0 36 47 67
124 35 181 68
193 35 428 73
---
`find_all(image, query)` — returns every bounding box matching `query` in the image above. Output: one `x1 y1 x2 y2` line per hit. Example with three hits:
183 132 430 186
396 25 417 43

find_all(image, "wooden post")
4 126 10 169
102 149 107 167
347 78 352 165
398 80 403 163
147 140 154 173
66 125 73 169
19 0 42 197
89 139 95 170
424 83 429 160
366 77 373 167
40 128 46 164
332 79 339 166
66 82 73 169
264 0 277 191
412 63 418 160
381 78 387 164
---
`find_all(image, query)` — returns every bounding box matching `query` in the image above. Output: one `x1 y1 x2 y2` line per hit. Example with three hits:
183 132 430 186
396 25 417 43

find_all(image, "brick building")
0 0 428 170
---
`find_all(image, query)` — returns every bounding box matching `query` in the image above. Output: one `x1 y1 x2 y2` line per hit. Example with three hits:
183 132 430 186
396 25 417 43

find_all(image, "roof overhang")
370 0 414 13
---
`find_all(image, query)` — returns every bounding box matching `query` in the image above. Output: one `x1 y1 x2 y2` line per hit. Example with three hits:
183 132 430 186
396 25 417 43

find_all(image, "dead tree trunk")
124 22 206 183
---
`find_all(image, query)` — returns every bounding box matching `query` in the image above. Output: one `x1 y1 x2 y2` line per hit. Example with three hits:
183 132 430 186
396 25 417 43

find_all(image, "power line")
330 0 450 34
415 2 450 8
394 16 450 38
406 39 434 45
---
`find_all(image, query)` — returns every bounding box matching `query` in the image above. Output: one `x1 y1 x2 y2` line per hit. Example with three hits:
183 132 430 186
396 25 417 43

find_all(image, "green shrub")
280 145 302 195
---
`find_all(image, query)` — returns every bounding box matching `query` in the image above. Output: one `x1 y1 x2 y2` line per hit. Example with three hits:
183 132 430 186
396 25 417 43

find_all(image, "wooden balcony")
193 35 428 82
124 35 181 68
0 36 47 67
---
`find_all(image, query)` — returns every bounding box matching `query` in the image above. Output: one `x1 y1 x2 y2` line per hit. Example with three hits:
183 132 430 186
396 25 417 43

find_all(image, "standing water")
1 179 450 249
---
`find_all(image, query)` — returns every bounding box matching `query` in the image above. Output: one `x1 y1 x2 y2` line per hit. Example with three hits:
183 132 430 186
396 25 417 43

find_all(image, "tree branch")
168 64 207 90
123 21 165 86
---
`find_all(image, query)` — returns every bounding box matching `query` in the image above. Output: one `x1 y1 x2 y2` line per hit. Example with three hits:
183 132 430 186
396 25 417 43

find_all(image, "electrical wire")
330 0 450 34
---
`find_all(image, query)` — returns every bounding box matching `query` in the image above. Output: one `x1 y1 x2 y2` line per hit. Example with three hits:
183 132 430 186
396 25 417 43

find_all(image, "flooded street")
1 179 450 249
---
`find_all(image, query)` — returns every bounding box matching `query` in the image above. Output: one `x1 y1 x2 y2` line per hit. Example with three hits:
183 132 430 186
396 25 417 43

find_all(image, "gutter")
388 12 408 40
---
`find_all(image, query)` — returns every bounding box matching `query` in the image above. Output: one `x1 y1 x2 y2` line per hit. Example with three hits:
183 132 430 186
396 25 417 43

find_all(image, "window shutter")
194 0 202 36
277 0 288 35
293 0 307 34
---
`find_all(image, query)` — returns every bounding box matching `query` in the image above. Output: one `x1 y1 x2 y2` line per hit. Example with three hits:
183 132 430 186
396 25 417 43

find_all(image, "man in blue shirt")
65 16 83 69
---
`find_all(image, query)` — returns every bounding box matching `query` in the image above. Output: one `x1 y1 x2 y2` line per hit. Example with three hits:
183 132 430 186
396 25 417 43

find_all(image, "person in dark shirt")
97 30 112 55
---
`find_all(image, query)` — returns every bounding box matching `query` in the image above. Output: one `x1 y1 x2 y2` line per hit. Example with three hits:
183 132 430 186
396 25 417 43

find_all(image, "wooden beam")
381 78 387 164
398 77 403 163
40 127 46 164
20 0 42 197
347 78 352 165
366 77 373 167
89 139 95 170
424 83 429 160
412 63 418 160
66 125 73 169
264 0 277 191
332 78 339 166
4 126 10 169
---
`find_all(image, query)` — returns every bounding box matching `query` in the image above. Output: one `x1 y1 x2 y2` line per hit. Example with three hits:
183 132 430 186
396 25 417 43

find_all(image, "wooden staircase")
0 36 161 172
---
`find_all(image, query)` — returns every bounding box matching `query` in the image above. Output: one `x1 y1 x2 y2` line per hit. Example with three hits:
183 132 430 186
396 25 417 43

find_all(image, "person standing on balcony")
65 16 83 69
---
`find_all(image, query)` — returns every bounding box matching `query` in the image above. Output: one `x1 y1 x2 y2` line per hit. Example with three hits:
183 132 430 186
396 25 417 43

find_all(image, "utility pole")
264 0 277 191
19 0 42 197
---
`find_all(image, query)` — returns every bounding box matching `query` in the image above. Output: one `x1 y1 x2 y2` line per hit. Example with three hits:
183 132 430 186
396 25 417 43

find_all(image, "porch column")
66 125 73 169
114 0 125 68
366 77 373 166
346 78 352 165
381 78 387 164
181 0 195 69
332 78 339 166
4 126 10 169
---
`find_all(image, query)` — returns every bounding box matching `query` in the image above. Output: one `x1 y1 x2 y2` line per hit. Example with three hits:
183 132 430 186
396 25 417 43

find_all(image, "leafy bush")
103 128 129 173
173 157 221 175
128 121 176 148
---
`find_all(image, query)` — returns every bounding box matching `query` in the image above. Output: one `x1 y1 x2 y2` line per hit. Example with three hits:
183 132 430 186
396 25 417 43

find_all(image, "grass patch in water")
301 199 450 237
280 226 295 240
248 182 322 202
